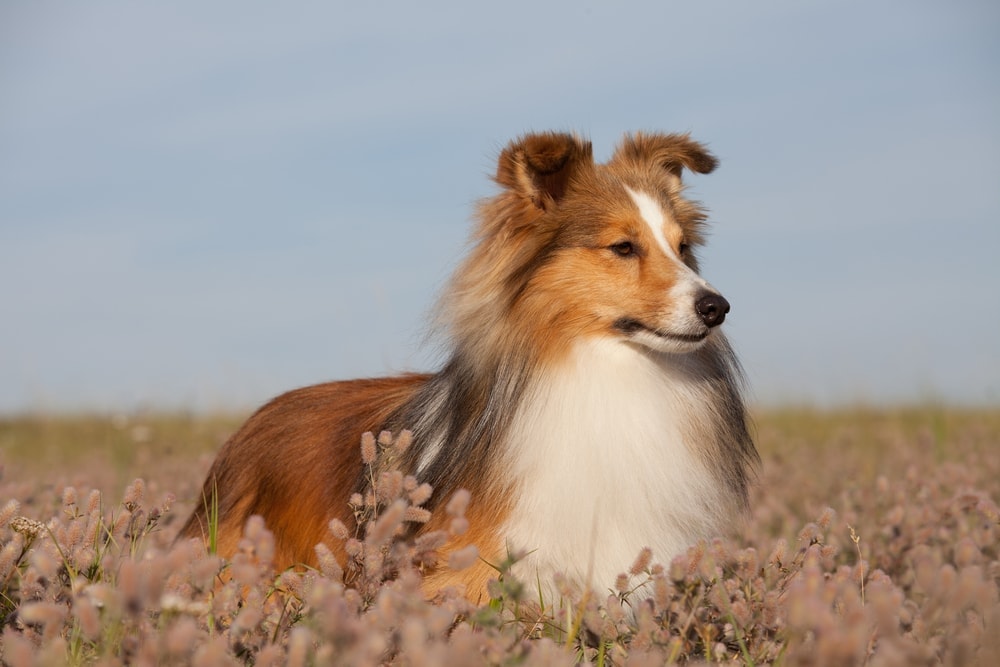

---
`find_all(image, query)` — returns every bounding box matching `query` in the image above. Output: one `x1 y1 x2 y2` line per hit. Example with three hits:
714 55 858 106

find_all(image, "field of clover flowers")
1 406 998 666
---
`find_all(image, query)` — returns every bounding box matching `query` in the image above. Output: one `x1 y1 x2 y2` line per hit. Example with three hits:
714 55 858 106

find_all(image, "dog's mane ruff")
689 334 760 507
385 186 559 510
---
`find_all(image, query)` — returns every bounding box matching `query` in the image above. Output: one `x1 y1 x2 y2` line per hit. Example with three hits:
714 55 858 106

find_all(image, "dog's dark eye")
610 241 635 257
678 242 690 256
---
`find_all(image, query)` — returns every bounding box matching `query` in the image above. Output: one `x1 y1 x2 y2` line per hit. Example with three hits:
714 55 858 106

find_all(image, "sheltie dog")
179 131 758 602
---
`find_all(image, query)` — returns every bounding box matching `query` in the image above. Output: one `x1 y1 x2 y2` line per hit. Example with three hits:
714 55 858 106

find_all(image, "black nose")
696 293 730 328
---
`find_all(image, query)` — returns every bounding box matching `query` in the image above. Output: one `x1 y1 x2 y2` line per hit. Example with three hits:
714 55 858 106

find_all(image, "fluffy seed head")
629 547 653 576
394 430 413 453
448 545 480 572
328 518 350 541
403 507 431 524
360 432 377 465
0 499 19 528
446 489 471 517
122 479 144 512
408 483 433 507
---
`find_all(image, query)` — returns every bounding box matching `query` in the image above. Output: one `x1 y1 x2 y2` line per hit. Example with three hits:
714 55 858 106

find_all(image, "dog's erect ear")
614 132 717 179
496 132 593 210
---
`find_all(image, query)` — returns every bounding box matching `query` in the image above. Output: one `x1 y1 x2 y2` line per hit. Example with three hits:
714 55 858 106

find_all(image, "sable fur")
178 131 758 601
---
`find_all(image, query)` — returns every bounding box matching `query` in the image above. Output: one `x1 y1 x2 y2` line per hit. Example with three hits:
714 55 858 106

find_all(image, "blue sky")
2 1 998 413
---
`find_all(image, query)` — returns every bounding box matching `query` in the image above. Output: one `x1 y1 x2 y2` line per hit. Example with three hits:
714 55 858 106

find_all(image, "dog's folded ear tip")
615 132 718 177
495 132 593 208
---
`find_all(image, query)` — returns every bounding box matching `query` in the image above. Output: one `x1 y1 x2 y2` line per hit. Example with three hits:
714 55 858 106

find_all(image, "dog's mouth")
613 318 709 343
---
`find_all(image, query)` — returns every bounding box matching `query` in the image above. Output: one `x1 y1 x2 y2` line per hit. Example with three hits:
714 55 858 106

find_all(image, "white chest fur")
500 338 734 597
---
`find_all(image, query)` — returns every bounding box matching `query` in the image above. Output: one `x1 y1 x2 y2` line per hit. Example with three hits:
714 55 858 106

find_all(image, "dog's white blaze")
501 339 733 599
625 187 676 260
623 186 720 350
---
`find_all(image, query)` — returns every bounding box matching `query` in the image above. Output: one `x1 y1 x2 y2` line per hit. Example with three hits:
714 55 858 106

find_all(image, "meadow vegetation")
1 406 998 665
